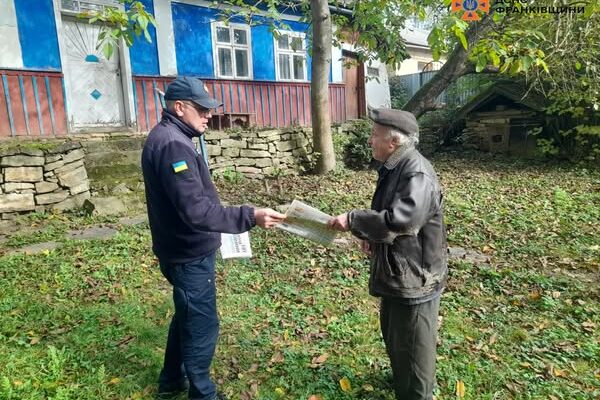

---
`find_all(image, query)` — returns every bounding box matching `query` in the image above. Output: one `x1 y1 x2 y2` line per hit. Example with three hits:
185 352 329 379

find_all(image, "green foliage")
341 120 373 170
78 0 156 59
388 76 411 109
0 153 599 399
215 167 245 184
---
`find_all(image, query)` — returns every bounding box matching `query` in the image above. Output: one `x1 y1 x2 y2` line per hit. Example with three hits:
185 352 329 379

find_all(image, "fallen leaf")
489 332 497 345
311 353 329 365
339 377 351 392
29 337 40 345
308 396 322 400
455 380 465 398
362 384 374 392
108 377 121 385
528 290 541 300
270 351 284 364
275 387 285 396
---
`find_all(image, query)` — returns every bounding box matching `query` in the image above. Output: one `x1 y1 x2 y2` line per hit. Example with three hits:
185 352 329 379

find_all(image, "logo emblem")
452 0 490 21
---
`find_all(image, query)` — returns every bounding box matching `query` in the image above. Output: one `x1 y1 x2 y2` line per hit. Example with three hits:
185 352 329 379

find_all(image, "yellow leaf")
275 387 285 396
553 368 567 377
455 380 465 398
108 377 121 385
29 337 40 345
13 381 23 387
362 384 374 392
308 396 322 400
339 377 351 392
528 290 541 300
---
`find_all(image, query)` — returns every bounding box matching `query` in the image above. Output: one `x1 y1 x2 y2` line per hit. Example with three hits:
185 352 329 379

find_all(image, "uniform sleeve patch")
172 160 188 173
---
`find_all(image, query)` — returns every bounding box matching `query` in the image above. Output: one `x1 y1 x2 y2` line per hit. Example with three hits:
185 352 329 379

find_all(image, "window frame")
211 21 253 80
273 30 308 82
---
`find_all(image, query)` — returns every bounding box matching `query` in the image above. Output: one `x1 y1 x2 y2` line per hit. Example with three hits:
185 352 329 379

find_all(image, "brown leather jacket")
349 146 447 299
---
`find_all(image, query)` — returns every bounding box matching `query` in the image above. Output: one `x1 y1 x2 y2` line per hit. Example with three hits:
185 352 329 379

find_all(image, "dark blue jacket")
142 111 255 264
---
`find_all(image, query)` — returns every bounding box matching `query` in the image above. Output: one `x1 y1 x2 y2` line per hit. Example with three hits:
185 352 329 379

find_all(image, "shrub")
389 76 411 109
342 120 373 169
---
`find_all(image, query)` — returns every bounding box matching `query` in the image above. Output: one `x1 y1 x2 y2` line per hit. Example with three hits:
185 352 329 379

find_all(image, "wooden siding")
133 76 347 132
0 69 68 137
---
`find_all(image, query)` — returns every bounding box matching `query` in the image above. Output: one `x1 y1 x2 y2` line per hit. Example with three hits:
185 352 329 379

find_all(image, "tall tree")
310 0 335 173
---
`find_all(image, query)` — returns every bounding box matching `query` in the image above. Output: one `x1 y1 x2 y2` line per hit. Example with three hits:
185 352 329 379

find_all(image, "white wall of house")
341 42 391 109
0 0 24 69
155 0 177 76
365 60 391 108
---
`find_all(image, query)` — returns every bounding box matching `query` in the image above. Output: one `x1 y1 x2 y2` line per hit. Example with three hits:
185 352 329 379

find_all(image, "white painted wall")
331 43 343 83
154 0 177 76
365 60 391 108
0 0 24 69
340 41 391 109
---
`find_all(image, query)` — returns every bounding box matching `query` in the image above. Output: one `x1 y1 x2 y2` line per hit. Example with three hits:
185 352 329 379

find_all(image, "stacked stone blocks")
0 143 91 219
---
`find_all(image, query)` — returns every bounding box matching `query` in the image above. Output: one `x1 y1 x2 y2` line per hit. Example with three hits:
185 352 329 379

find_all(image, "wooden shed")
452 81 547 156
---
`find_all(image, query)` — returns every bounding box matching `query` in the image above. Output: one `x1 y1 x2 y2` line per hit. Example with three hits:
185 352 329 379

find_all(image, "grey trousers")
380 296 441 400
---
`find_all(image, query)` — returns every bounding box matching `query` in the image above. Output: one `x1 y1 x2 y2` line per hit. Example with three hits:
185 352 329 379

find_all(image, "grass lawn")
0 152 598 400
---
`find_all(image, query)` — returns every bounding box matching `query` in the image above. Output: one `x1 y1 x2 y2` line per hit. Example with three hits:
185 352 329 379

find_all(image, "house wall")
1 0 381 137
0 0 23 69
395 46 444 76
13 0 61 70
340 42 391 109
128 0 160 76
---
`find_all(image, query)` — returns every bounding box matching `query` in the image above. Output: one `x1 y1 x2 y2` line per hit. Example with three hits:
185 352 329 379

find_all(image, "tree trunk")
311 0 335 174
403 13 497 118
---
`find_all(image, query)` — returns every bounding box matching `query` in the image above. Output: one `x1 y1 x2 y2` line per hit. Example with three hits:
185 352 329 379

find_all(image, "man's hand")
360 239 372 256
254 208 286 228
328 213 349 232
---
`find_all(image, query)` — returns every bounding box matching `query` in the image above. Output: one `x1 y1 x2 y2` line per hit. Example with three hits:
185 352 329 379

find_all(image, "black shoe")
156 378 189 399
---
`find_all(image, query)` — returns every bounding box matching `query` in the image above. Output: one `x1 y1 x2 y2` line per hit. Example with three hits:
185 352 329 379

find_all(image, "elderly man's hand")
328 213 349 232
254 208 286 228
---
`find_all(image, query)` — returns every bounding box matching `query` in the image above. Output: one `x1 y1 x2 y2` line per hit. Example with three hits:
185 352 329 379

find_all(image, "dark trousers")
380 296 441 400
159 252 219 400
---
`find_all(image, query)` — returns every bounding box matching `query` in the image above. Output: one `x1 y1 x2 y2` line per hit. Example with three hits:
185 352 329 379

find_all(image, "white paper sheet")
275 199 337 245
220 231 252 259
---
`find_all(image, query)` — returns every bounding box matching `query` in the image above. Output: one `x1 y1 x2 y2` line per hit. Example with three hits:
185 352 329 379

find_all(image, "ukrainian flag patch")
172 160 188 173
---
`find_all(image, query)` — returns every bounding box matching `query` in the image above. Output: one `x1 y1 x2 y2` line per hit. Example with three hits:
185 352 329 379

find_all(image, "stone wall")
204 127 314 177
0 143 90 219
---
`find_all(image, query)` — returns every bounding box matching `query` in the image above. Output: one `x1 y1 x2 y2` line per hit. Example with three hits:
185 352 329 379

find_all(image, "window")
367 66 380 77
212 22 252 79
61 0 120 13
274 31 307 81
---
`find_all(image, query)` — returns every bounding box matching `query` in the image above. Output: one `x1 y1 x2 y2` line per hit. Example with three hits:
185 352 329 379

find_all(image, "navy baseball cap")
164 76 222 109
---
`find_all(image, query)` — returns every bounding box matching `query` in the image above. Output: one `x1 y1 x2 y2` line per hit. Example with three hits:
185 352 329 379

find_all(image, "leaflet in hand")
220 232 252 259
276 199 337 245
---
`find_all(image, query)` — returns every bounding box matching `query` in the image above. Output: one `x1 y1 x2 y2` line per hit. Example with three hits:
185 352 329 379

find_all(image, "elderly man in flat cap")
142 77 285 400
329 108 447 400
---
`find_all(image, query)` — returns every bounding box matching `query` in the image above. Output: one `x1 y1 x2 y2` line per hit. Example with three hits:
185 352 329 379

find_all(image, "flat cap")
369 108 418 136
165 76 223 109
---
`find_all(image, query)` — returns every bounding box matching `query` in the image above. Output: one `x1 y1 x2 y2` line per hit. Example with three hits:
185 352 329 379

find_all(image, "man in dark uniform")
328 108 447 400
141 76 285 400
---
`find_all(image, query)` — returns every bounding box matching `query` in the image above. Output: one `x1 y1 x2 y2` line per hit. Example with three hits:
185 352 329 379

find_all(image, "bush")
342 120 373 169
389 76 411 109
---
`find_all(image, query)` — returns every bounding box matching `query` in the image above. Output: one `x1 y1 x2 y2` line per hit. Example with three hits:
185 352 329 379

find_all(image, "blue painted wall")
14 0 61 70
128 0 159 75
251 24 275 80
171 3 313 81
172 3 216 77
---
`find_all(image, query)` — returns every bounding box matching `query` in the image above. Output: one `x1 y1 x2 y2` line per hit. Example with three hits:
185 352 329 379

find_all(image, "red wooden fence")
133 76 347 132
0 69 68 137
